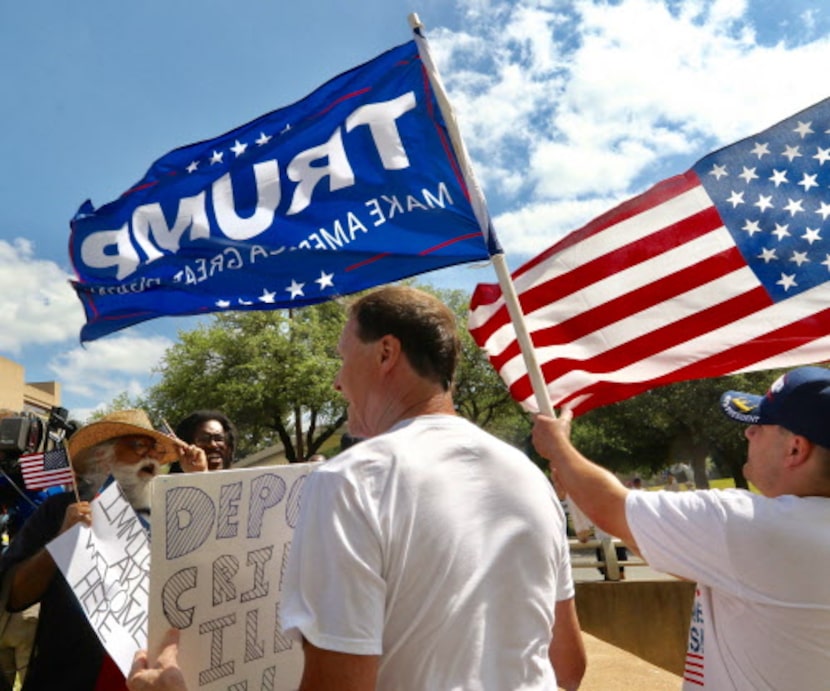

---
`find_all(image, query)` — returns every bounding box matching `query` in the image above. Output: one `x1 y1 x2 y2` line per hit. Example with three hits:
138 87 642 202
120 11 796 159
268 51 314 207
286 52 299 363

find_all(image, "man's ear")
785 434 812 469
377 334 401 370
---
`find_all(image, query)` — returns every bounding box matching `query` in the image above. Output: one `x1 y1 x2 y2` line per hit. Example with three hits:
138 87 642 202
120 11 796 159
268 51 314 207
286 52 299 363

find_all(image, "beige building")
0 355 61 417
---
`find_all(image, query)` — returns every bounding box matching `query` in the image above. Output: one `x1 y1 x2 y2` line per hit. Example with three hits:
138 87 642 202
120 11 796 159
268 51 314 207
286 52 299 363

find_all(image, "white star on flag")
776 274 797 290
316 272 334 290
469 97 830 416
286 280 305 299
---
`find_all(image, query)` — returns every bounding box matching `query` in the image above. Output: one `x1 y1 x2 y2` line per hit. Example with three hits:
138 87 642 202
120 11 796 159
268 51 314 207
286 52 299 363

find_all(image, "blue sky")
2 0 830 420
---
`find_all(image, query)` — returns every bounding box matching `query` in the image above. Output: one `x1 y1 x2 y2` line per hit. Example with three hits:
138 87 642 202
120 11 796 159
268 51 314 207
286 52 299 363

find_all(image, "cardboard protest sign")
148 463 319 691
47 481 150 676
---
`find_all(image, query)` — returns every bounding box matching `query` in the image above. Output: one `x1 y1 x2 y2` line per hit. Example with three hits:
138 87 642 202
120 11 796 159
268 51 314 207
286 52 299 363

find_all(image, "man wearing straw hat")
0 409 206 691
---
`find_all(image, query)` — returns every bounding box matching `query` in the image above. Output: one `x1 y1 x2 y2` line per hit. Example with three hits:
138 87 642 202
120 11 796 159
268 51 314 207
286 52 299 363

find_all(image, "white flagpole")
489 254 555 417
409 13 555 418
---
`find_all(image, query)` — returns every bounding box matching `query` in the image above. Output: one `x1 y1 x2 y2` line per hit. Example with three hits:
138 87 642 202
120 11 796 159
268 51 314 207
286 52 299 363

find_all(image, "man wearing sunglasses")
169 410 237 473
0 409 206 691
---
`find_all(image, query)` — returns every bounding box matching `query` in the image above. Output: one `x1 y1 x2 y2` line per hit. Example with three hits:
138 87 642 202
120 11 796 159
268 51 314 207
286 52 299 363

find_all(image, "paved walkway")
579 633 682 690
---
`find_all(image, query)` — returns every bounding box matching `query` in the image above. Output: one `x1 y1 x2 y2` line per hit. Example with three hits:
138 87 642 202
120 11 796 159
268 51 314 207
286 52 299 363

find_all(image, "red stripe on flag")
520 205 723 314
512 172 702 281
19 450 74 491
346 253 391 272
469 196 721 347
563 304 830 414
310 87 373 119
420 232 487 255
346 232 489 273
488 246 747 374
508 284 773 404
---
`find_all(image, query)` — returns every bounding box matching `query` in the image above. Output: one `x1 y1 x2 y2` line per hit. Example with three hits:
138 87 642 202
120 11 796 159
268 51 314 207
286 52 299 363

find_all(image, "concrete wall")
575 580 695 676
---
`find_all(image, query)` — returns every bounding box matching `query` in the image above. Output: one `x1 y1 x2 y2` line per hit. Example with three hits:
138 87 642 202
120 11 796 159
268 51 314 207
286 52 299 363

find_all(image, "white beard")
109 459 159 512
75 440 160 511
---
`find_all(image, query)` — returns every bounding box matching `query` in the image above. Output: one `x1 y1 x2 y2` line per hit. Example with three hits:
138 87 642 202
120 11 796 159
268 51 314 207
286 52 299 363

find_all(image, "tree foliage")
129 283 532 462
104 278 811 484
143 302 347 462
571 368 791 488
90 391 139 421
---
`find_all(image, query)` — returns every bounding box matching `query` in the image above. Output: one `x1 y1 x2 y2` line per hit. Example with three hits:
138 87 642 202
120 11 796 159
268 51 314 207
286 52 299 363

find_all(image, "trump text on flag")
70 41 495 342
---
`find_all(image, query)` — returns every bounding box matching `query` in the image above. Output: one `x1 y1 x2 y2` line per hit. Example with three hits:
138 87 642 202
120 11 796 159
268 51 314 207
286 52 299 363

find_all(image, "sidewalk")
578 633 682 690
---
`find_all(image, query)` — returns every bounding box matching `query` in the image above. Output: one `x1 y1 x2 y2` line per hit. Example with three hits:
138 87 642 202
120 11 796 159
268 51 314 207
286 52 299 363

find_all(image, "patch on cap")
720 391 762 424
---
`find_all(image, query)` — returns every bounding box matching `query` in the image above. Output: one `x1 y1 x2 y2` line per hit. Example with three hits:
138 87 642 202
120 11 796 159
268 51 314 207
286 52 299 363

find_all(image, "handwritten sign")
149 463 319 691
47 482 150 676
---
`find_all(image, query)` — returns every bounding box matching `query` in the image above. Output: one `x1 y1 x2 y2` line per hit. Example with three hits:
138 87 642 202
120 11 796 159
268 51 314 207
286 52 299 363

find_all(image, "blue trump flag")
70 40 501 341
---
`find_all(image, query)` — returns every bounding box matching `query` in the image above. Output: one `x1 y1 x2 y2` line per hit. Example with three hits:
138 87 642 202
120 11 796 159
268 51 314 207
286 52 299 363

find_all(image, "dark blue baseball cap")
720 366 830 448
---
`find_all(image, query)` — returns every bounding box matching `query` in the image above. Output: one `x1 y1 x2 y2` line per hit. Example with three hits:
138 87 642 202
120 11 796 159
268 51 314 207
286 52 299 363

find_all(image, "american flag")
469 97 830 415
19 447 74 491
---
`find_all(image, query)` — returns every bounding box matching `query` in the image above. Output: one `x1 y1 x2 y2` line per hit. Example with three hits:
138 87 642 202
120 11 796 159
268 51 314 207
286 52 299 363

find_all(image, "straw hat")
68 409 178 465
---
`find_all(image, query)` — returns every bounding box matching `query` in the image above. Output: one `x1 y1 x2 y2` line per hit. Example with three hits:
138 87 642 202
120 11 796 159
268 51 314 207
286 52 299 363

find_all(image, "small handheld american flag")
19 447 74 491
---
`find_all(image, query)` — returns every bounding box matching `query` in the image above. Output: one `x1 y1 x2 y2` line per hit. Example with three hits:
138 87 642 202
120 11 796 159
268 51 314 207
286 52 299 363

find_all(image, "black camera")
0 407 72 457
0 406 79 479
0 406 77 538
0 414 44 456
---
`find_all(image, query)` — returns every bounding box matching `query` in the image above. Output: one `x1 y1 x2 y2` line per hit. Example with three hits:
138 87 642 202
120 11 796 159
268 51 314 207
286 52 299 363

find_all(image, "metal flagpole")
408 13 555 417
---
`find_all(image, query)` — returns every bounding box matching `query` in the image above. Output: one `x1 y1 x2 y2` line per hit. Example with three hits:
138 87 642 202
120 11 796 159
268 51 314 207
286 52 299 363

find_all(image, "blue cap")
720 366 830 448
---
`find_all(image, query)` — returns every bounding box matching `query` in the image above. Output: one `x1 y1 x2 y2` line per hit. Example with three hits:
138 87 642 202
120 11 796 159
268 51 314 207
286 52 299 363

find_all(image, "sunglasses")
194 433 227 445
120 436 166 455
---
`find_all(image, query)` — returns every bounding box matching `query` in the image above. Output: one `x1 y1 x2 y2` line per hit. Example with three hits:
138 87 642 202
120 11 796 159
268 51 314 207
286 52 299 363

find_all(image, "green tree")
144 301 347 462
136 283 532 462
88 391 146 421
571 369 791 488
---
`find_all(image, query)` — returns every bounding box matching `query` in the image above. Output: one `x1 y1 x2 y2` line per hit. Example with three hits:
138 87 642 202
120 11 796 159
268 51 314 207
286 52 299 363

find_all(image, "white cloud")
431 0 830 256
492 194 628 255
0 239 177 418
564 0 828 141
0 239 85 354
801 8 818 33
48 334 173 418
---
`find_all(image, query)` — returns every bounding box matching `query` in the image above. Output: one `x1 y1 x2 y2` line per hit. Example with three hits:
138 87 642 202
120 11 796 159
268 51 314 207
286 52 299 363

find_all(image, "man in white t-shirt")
127 286 585 691
280 286 584 691
532 366 830 690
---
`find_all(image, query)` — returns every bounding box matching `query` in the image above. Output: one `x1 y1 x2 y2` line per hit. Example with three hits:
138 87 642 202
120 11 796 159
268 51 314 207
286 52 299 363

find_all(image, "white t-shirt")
282 414 572 690
627 488 830 690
